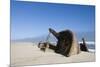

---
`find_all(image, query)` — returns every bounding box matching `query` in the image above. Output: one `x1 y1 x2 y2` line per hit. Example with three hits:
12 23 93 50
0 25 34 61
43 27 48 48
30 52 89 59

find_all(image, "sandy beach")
11 42 95 66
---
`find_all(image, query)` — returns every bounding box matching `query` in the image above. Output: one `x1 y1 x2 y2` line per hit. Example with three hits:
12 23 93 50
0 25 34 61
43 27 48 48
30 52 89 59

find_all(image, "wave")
79 41 95 53
78 41 95 45
88 49 95 53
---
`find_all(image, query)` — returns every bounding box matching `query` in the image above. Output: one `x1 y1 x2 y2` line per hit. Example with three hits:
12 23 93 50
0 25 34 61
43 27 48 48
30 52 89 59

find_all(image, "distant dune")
11 42 95 66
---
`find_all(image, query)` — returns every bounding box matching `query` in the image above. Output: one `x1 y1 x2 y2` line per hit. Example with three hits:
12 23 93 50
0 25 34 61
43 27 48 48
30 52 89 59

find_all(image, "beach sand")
11 42 95 66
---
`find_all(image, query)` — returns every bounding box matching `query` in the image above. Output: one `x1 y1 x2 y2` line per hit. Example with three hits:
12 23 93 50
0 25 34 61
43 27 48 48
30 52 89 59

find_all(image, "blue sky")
11 1 95 40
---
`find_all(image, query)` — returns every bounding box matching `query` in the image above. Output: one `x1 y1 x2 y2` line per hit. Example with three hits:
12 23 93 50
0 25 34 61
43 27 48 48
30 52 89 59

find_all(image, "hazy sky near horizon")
11 1 95 40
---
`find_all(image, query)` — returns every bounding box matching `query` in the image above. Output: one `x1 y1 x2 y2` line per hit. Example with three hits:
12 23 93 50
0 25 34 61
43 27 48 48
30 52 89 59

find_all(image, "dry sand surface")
11 42 95 66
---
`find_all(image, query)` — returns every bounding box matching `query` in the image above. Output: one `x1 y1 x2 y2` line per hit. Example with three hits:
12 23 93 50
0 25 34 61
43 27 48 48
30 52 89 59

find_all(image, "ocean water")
51 41 95 53
81 41 95 53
